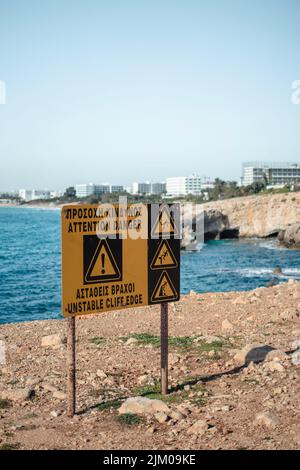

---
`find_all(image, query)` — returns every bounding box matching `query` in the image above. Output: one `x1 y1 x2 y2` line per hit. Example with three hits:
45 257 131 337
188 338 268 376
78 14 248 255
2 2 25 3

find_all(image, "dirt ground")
0 280 299 450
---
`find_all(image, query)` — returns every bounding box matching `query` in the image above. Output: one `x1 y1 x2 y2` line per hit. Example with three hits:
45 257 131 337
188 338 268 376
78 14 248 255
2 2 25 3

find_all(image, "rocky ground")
0 281 300 450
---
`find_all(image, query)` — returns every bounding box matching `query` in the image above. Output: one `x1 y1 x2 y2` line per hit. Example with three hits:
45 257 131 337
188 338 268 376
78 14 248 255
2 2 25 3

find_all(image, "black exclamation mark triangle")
85 239 121 283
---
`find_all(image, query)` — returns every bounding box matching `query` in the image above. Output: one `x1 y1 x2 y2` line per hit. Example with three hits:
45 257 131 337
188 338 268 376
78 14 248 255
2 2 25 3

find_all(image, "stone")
291 350 300 366
96 369 107 379
154 412 169 423
234 344 275 365
202 335 221 344
266 361 285 372
118 397 171 416
125 337 139 346
169 353 180 365
53 390 66 400
291 339 300 350
187 419 209 435
254 412 279 429
265 349 288 362
50 410 61 418
43 383 57 393
169 410 184 421
41 334 65 348
1 387 34 402
222 319 234 332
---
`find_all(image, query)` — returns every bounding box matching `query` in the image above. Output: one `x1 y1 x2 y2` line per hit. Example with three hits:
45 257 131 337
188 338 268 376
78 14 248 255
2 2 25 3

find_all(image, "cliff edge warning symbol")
151 206 179 237
150 240 178 270
84 238 121 284
151 271 178 303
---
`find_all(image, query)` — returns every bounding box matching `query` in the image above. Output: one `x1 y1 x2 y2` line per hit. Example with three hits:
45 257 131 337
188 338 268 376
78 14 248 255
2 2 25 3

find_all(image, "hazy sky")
0 0 300 191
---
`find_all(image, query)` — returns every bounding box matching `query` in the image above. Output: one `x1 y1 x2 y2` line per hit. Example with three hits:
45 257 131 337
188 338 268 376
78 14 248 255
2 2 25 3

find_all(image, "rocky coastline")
0 281 299 450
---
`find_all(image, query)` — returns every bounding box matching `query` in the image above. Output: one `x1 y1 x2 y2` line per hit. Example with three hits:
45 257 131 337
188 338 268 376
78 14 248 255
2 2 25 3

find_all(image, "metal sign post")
160 302 168 395
67 316 76 417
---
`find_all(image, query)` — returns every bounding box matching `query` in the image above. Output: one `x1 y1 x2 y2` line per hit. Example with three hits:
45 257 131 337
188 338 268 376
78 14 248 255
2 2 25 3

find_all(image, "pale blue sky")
0 0 300 191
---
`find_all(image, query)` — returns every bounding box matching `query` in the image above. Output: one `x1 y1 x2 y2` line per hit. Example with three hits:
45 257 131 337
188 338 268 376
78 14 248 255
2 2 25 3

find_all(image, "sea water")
0 206 300 324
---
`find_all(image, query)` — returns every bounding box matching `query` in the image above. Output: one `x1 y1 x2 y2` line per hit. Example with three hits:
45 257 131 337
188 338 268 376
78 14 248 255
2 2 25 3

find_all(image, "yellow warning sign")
150 240 178 270
151 271 178 303
85 239 121 283
151 206 179 237
61 204 180 317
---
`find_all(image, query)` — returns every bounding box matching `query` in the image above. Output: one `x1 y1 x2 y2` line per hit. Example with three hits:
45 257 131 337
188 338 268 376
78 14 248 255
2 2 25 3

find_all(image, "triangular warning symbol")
151 271 178 303
151 206 179 237
85 239 121 283
150 240 178 270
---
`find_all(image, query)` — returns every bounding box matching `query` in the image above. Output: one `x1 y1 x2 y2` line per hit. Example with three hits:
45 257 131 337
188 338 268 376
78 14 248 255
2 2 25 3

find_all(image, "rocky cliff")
202 192 300 238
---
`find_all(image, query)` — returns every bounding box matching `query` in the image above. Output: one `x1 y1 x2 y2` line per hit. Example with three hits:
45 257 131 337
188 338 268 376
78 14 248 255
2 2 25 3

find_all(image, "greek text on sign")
61 204 180 317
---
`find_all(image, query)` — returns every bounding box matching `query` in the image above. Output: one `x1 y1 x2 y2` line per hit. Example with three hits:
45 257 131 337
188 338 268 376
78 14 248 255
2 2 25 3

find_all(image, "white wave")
258 240 288 251
218 267 300 279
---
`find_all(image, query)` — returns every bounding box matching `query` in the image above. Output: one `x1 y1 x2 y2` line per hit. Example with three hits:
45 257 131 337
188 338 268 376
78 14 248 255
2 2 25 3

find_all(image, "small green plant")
0 443 19 450
116 413 143 426
123 333 206 350
0 399 11 409
97 399 123 411
198 340 224 352
90 336 106 346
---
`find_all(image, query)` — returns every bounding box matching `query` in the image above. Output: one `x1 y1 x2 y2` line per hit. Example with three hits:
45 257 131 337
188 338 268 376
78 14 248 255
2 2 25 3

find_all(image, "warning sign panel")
151 271 178 303
61 203 180 317
84 237 122 284
150 240 178 270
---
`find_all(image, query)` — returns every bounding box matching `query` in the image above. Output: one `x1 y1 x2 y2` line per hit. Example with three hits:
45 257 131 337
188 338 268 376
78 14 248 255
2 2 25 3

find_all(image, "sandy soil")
0 281 299 450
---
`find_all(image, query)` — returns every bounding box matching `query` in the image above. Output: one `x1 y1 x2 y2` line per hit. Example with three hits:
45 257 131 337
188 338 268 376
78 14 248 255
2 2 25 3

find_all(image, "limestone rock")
1 387 34 402
169 353 181 365
118 397 171 416
222 319 234 332
187 419 209 435
125 337 139 346
154 412 169 423
291 350 300 366
278 224 300 249
41 334 65 348
53 390 66 400
254 412 279 429
96 369 108 379
234 344 275 365
265 361 285 372
291 339 300 350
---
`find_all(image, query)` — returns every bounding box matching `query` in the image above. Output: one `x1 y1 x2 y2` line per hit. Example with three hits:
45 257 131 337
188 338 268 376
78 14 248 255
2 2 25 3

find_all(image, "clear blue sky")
0 0 300 191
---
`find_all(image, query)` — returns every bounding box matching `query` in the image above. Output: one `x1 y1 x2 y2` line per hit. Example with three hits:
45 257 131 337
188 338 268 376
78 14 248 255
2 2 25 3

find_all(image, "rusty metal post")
160 302 169 395
67 316 76 417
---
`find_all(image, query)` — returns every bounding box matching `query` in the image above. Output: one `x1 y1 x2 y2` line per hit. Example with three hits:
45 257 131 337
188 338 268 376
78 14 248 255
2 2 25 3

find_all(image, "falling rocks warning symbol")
150 240 178 270
84 238 122 284
151 271 178 303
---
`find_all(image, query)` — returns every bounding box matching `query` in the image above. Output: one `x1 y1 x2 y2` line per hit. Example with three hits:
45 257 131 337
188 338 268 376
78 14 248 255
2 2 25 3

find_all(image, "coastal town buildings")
166 175 214 196
131 181 166 195
241 162 300 186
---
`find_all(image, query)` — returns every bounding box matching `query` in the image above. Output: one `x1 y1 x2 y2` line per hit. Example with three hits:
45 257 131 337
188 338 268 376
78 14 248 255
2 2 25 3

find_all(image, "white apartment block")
131 182 166 195
19 189 51 201
75 183 95 198
166 175 203 196
241 162 300 186
75 183 124 197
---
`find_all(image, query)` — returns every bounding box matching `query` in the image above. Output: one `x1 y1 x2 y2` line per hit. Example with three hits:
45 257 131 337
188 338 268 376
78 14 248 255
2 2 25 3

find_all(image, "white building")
110 185 124 193
166 175 204 196
19 189 33 201
75 183 96 198
130 181 166 195
241 162 300 186
19 189 51 201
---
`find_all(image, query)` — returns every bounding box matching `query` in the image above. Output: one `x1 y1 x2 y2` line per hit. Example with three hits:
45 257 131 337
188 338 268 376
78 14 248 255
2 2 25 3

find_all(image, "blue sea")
1 206 300 324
